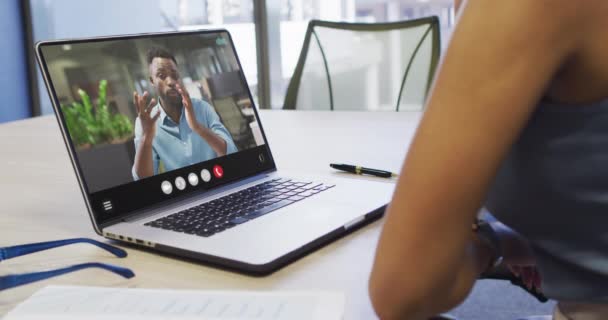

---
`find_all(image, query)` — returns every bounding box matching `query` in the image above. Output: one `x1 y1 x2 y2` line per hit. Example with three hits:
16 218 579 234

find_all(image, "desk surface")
0 110 422 319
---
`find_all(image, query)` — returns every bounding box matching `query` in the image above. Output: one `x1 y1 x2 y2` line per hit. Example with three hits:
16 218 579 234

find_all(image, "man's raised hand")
176 83 200 132
133 91 160 142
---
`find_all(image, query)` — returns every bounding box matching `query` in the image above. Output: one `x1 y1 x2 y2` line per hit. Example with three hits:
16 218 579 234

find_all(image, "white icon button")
175 177 187 190
188 172 199 186
161 181 173 195
200 169 211 183
102 200 113 211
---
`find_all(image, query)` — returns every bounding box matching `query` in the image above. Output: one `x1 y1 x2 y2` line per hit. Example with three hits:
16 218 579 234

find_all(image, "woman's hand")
490 219 537 266
507 264 542 292
489 218 543 292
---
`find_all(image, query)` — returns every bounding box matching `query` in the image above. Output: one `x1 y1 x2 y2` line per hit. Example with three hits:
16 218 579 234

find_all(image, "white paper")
5 286 344 320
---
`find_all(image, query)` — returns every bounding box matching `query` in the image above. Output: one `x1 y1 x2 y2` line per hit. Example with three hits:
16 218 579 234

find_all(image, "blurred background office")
1 0 456 123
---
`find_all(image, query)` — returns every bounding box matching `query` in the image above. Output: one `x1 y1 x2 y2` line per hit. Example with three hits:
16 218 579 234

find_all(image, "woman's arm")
369 1 586 319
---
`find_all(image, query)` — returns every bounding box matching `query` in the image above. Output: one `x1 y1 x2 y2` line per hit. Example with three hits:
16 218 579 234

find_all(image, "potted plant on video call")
61 79 133 147
61 79 135 190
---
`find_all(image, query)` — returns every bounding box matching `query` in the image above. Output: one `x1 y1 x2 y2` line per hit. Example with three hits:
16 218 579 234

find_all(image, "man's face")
149 57 182 106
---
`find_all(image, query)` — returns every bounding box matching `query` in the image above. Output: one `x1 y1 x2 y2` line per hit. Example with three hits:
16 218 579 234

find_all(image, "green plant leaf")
61 80 134 147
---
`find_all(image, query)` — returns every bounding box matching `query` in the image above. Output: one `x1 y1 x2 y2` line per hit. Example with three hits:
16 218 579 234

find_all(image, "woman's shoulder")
539 1 608 104
463 0 605 31
461 0 608 104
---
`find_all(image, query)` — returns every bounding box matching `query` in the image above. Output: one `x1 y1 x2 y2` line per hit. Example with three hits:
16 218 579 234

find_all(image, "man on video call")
132 47 237 180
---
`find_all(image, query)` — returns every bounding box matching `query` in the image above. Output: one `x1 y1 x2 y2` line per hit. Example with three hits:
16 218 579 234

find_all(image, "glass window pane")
273 0 455 109
30 0 257 115
159 0 258 107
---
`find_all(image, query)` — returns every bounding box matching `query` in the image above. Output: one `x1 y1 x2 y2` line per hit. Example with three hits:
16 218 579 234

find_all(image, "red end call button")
213 165 224 178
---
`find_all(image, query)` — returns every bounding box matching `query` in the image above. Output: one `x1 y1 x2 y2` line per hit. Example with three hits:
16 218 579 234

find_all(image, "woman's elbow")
368 270 473 319
369 276 426 320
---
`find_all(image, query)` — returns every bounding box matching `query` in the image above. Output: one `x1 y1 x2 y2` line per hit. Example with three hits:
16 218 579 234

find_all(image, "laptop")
35 30 393 275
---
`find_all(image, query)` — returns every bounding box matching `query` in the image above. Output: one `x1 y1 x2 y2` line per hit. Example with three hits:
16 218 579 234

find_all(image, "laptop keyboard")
144 178 334 237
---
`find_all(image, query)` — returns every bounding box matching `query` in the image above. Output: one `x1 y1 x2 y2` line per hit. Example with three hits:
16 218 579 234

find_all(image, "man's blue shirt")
132 98 237 180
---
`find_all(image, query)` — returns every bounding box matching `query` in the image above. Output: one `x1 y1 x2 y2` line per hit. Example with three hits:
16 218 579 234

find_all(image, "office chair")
283 17 441 111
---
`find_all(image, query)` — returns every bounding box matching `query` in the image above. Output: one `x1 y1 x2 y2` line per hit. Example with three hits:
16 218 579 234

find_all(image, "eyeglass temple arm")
0 238 127 261
0 262 135 291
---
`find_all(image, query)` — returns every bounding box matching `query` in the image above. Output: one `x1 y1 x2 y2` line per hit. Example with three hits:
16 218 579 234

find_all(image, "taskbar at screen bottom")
89 145 275 225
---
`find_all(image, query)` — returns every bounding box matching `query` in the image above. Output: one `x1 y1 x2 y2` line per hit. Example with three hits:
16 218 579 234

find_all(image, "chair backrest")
283 17 441 111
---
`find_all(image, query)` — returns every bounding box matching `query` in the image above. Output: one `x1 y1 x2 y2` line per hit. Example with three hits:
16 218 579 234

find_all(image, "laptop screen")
37 31 275 225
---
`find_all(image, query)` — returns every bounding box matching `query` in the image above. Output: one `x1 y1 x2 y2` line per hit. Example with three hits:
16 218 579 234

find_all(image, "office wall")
0 0 31 123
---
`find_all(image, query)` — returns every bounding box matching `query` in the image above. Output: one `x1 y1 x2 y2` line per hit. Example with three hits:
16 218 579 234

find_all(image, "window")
269 0 455 108
29 0 257 115
28 0 454 114
159 0 258 107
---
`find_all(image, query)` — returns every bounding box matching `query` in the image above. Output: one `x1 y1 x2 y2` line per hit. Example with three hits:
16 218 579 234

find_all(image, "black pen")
330 163 398 178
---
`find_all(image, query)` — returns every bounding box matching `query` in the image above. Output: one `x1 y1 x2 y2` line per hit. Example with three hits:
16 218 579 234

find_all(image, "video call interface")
41 32 265 195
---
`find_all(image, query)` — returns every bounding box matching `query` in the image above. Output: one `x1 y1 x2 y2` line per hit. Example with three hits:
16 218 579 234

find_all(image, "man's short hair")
146 47 177 66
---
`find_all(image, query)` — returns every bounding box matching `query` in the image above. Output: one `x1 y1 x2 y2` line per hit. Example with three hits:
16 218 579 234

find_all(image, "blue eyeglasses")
0 238 135 290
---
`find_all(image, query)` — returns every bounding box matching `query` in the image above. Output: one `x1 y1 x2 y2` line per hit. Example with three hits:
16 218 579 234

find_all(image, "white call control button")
161 181 173 195
201 169 212 183
175 177 187 191
188 173 199 186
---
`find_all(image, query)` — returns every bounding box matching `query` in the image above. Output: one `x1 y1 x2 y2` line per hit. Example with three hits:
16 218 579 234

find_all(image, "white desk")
0 110 422 319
